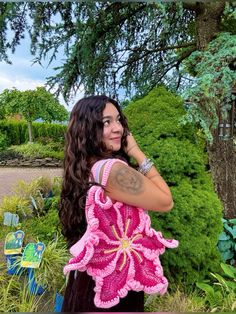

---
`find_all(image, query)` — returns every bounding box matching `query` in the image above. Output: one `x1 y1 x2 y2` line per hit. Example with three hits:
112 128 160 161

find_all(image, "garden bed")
0 156 62 167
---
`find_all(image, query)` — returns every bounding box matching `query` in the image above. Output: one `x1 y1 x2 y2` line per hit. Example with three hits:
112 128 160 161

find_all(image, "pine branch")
176 45 196 67
141 41 196 54
114 41 196 70
93 2 147 42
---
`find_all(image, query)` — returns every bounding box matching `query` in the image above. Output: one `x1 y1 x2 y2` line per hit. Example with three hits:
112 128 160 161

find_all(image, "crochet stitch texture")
63 159 179 308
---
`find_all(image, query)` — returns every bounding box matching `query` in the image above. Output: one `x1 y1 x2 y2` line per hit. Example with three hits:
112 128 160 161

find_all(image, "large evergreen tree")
0 1 235 217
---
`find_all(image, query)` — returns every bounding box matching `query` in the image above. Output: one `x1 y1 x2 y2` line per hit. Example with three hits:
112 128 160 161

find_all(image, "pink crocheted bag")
64 158 179 308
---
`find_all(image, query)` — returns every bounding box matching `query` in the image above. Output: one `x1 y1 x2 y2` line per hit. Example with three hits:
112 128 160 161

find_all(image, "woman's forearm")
129 148 173 199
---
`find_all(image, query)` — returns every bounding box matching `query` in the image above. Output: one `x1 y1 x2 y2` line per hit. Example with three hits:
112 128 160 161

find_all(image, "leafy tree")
0 87 68 142
0 2 234 98
0 104 6 120
0 1 235 216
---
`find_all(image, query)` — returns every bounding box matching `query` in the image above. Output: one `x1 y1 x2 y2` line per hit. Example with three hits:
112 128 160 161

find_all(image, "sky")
0 35 84 112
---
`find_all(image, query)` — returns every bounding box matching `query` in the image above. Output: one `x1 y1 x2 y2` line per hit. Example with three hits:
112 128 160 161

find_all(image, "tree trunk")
195 1 226 50
206 129 236 219
195 0 236 218
27 121 33 143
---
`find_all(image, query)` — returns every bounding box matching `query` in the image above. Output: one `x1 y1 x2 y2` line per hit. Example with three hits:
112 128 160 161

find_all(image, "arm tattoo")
111 165 144 195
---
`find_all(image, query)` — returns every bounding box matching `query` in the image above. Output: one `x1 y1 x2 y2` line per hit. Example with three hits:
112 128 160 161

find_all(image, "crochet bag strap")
91 159 110 184
91 158 127 186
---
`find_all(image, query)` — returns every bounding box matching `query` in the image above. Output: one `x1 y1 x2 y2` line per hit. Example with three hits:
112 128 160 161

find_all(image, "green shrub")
51 177 62 197
0 120 66 145
0 149 23 161
0 177 60 224
147 137 208 185
11 142 64 160
196 263 236 311
33 122 66 144
0 195 32 221
20 207 61 244
152 178 223 286
34 235 69 293
36 136 64 151
0 266 46 312
217 218 236 265
0 120 28 145
124 86 223 287
145 287 205 312
0 132 8 150
14 176 53 199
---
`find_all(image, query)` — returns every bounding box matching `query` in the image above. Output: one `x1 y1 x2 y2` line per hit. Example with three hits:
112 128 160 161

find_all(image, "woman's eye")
117 117 122 123
103 120 110 126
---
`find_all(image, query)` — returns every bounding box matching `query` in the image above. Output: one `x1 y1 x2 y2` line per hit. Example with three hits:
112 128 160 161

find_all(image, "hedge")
0 120 67 145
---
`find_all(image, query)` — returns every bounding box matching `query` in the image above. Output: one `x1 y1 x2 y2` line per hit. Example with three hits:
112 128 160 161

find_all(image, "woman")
59 95 177 312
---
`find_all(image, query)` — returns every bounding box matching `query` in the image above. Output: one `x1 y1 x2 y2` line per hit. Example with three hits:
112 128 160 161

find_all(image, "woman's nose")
112 121 123 132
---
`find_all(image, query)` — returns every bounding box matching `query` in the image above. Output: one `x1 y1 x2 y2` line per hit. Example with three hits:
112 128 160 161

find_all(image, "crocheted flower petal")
132 233 167 257
63 242 94 274
94 188 113 209
93 252 133 309
87 239 120 277
69 231 98 257
154 231 179 249
129 250 168 295
91 203 122 241
117 205 145 237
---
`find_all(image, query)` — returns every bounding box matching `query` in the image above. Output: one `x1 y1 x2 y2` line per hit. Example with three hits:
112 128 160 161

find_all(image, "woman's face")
102 102 124 151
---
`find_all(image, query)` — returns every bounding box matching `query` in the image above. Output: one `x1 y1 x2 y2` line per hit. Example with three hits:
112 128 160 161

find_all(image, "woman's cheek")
102 127 109 141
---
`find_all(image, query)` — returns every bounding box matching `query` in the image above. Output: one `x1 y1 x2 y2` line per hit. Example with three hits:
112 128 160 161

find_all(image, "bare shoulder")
107 162 144 195
103 160 173 212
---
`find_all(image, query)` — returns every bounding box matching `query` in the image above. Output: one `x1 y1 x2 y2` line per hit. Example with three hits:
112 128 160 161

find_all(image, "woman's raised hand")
125 133 141 157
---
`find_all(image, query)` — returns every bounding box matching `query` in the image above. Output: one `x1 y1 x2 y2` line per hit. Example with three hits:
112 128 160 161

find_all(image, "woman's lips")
110 137 121 142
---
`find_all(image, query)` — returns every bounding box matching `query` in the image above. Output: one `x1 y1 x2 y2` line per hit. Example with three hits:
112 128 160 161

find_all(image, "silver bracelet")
138 158 154 175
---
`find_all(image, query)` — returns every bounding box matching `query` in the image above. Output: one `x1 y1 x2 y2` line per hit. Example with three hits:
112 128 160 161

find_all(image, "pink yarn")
63 159 179 308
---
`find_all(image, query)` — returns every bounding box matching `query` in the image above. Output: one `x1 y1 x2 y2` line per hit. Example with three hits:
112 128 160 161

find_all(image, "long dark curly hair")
59 95 130 248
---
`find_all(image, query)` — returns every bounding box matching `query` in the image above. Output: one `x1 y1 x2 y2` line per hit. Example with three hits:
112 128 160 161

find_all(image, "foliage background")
0 120 66 146
124 86 223 286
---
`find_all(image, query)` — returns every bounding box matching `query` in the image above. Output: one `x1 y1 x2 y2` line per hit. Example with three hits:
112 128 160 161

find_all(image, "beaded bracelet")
138 158 154 175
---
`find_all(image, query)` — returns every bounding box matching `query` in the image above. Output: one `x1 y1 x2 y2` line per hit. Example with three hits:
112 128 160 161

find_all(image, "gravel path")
0 167 63 203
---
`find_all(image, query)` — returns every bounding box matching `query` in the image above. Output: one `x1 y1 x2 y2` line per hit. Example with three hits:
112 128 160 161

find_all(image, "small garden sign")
21 242 45 268
4 230 24 255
